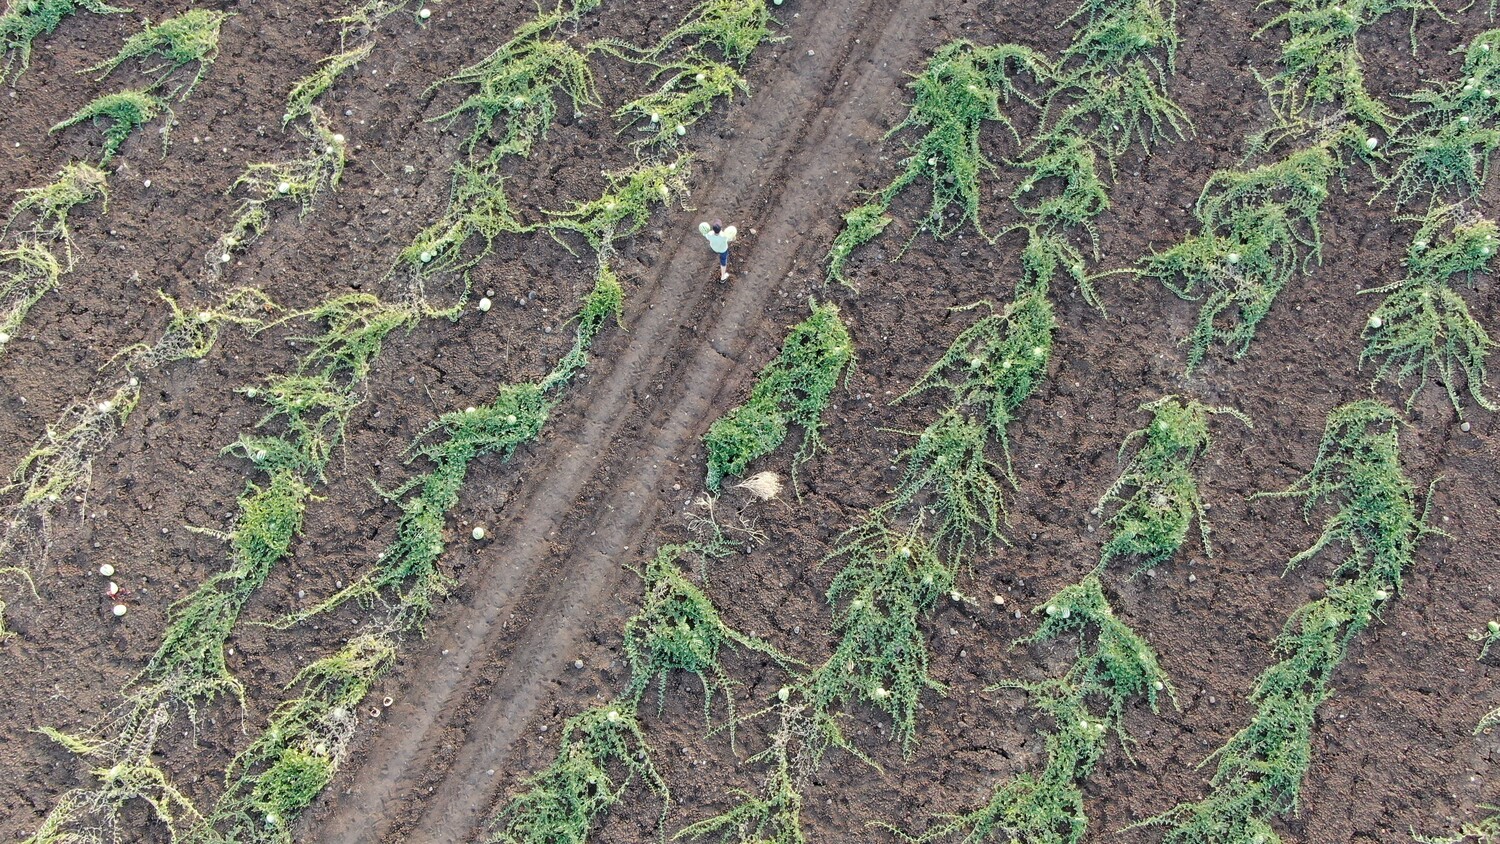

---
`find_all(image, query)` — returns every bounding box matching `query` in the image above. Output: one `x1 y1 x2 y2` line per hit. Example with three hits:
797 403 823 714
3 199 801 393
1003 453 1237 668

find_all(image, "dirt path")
301 0 943 839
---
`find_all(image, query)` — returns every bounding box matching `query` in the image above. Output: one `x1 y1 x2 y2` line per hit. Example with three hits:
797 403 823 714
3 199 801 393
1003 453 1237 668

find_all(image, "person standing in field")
699 219 737 281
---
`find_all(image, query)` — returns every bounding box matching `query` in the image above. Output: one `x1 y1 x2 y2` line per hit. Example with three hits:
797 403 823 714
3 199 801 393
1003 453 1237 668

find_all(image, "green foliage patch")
653 0 776 67
6 162 109 254
623 544 792 728
283 269 619 629
284 43 371 126
1044 0 1188 168
1418 809 1500 844
1095 395 1248 571
1011 132 1110 237
1361 206 1497 416
541 260 625 391
1390 30 1500 205
487 703 668 844
128 293 428 725
286 380 548 629
396 160 531 281
201 633 396 844
1250 0 1433 157
1144 400 1433 844
617 59 747 147
880 408 1008 558
1140 145 1333 373
894 287 1054 506
0 0 126 85
215 114 349 271
284 0 410 124
826 0 1189 285
432 10 597 162
86 8 229 99
807 518 954 754
825 40 1050 284
51 89 171 163
703 300 853 490
545 155 691 252
909 575 1169 844
0 240 62 351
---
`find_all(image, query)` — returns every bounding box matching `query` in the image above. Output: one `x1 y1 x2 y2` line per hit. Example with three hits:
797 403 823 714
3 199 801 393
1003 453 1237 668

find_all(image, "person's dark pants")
719 250 728 267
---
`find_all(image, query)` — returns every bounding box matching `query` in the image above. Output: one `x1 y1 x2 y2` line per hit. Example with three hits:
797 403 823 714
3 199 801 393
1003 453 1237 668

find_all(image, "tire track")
307 0 941 839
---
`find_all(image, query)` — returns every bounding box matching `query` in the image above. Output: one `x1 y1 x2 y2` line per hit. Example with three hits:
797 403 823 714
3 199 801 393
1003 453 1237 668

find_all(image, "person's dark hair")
711 219 722 233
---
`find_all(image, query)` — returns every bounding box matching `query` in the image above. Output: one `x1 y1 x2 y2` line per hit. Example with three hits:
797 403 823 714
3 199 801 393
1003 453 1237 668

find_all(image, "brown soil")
1 1 1497 843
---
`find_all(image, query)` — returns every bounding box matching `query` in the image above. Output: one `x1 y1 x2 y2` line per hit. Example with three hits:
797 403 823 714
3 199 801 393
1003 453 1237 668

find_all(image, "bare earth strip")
301 0 944 840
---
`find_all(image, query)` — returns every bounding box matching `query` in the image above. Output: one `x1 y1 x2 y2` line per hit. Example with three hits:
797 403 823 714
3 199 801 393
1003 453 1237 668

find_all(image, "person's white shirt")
699 222 737 252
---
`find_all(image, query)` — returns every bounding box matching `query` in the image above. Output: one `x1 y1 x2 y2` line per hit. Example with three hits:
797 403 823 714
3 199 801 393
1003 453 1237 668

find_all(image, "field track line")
307 0 940 839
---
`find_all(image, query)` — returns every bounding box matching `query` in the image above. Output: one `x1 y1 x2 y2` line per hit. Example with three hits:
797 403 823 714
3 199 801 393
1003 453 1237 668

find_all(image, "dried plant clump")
735 471 782 501
676 697 819 844
116 288 272 373
26 706 200 844
0 384 138 565
330 0 409 47
2 288 267 568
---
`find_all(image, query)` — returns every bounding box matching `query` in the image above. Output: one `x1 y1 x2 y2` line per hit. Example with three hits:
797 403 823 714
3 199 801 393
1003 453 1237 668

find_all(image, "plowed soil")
1 1 1497 843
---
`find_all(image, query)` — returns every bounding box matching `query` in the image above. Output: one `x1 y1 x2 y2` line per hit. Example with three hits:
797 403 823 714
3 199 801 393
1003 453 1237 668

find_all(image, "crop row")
5 0 1496 842
0 0 394 641
479 2 1499 843
12 3 437 841
12 0 801 841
